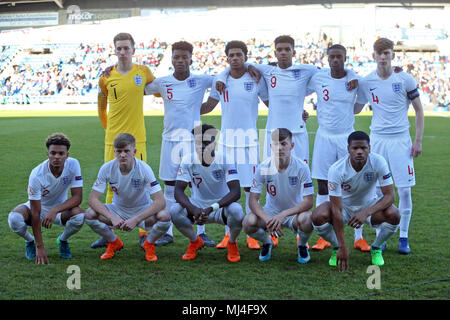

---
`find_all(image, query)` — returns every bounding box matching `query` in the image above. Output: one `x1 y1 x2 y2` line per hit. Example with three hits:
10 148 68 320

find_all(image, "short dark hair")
327 44 347 55
348 131 370 145
274 35 295 48
225 40 248 56
113 133 136 149
172 41 193 54
113 32 135 47
271 128 292 142
46 133 71 150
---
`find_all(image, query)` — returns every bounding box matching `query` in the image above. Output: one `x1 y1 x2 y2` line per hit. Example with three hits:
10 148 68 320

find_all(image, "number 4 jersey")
356 71 418 135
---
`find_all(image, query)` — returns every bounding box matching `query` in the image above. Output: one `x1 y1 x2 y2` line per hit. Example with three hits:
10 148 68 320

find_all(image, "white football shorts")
219 143 259 188
311 127 352 180
370 132 415 188
159 139 194 182
23 201 64 225
104 203 149 229
342 197 379 228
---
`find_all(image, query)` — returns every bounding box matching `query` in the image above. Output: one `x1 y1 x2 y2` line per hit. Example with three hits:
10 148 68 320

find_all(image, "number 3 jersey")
307 69 363 133
92 159 161 208
27 158 83 209
250 156 314 213
327 153 393 208
176 153 239 209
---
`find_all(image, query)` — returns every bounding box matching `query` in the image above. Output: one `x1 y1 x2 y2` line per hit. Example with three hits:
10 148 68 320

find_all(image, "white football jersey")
92 158 161 208
356 71 418 135
251 156 314 213
210 72 268 147
145 73 213 141
328 153 393 208
27 158 83 209
307 69 362 133
177 152 240 209
253 63 320 134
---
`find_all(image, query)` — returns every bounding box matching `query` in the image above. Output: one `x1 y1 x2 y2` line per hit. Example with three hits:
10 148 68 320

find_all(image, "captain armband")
407 88 420 100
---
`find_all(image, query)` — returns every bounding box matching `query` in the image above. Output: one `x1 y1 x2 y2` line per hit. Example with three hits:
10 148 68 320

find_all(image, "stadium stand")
0 5 448 108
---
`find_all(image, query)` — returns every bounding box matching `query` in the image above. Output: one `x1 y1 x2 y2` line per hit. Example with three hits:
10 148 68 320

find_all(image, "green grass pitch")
0 113 448 300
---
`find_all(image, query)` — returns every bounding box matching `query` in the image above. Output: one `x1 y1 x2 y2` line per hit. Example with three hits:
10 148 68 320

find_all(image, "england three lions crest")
134 76 143 86
364 172 375 182
212 169 224 181
244 82 254 92
288 176 299 186
188 79 197 88
392 82 402 93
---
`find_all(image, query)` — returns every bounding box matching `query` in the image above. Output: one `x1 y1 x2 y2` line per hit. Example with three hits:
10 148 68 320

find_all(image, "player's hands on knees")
190 207 204 225
202 207 213 217
348 211 368 229
36 247 49 265
337 246 349 272
266 216 284 237
247 65 261 83
41 210 57 229
216 81 226 96
111 216 125 229
121 218 138 231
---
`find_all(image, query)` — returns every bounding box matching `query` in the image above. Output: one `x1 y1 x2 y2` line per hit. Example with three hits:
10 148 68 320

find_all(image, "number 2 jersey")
327 153 393 208
250 156 314 213
27 158 83 210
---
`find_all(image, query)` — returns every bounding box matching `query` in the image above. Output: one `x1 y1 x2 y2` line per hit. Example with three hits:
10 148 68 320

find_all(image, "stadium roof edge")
0 0 449 12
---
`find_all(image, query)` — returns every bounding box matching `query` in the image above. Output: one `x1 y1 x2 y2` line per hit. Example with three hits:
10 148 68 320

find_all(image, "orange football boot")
227 241 241 262
216 233 230 249
246 237 260 250
312 237 331 250
100 237 123 260
143 239 157 261
354 238 371 252
182 236 204 260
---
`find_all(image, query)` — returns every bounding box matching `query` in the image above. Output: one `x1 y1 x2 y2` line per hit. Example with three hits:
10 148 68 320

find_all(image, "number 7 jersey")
176 153 239 208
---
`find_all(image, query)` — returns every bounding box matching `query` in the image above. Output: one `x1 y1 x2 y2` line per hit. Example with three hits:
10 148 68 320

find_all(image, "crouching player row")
8 128 400 270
